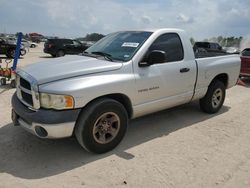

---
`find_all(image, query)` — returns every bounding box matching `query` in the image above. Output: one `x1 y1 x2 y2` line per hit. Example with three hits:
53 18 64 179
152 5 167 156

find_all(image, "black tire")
0 78 6 85
56 50 65 57
6 49 15 58
31 44 35 48
199 80 226 114
20 49 26 56
51 54 56 58
75 98 128 154
10 80 16 88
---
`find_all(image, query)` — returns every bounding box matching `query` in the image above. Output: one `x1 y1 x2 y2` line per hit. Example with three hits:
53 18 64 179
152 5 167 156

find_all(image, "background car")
44 38 91 57
21 39 31 49
0 38 18 58
240 48 250 78
0 38 26 58
30 42 37 48
223 47 240 54
193 42 226 53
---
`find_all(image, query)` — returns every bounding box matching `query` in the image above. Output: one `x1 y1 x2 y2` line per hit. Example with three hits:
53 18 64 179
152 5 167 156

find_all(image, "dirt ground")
0 45 250 188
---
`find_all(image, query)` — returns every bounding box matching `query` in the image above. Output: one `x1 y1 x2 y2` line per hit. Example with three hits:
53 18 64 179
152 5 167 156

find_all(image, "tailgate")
240 56 250 73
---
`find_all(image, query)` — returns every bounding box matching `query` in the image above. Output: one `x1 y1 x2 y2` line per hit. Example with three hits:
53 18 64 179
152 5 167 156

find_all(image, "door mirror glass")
147 50 166 64
138 50 166 67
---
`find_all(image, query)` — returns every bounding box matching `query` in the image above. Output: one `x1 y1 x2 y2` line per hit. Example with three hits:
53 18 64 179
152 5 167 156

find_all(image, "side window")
210 43 217 49
73 41 81 46
148 33 184 62
242 49 250 56
61 39 73 44
68 40 74 44
0 38 5 44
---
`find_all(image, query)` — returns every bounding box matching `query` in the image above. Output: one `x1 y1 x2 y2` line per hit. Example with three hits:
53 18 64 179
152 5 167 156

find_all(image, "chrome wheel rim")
212 88 223 108
93 112 120 144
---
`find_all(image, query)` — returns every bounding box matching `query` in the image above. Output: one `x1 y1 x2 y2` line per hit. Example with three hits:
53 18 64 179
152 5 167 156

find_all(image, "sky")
0 0 250 40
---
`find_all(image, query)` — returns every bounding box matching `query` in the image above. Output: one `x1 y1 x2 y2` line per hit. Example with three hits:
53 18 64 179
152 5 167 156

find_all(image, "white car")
21 39 30 49
30 42 37 48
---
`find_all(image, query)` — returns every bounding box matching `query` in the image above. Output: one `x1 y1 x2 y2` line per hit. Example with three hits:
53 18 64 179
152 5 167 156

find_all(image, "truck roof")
116 28 185 33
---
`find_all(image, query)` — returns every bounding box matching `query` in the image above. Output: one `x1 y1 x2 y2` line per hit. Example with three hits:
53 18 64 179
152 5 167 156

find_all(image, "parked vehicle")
5 37 17 45
21 39 30 49
0 38 19 58
29 32 44 43
223 47 240 54
30 42 37 48
240 48 250 77
12 29 240 153
193 42 226 56
44 39 90 57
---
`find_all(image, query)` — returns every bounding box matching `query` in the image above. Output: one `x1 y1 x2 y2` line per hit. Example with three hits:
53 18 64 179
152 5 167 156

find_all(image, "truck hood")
19 55 123 85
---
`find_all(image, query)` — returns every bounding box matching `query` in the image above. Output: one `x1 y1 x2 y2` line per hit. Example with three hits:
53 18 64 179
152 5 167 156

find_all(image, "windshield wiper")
91 51 114 62
81 51 93 57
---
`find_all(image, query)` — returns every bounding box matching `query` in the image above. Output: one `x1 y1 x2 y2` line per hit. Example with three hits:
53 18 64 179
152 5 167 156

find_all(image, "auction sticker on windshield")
122 42 140 48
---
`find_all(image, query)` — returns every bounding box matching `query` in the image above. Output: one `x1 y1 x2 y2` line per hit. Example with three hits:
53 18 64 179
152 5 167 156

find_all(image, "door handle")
180 68 190 73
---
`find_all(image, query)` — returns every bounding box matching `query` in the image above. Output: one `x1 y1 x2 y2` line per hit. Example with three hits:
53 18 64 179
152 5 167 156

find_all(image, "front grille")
16 72 40 109
16 75 34 108
20 77 31 90
21 91 33 106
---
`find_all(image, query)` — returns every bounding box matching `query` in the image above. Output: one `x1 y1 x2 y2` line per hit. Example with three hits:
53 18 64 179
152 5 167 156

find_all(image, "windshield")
85 31 152 62
242 49 250 57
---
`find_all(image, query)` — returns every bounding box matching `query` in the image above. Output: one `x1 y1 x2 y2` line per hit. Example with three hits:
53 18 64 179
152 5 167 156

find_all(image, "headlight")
40 93 74 110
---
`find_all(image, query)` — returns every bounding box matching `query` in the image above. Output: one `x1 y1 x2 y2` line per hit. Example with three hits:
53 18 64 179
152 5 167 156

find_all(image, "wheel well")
88 94 133 119
211 73 228 87
57 49 65 53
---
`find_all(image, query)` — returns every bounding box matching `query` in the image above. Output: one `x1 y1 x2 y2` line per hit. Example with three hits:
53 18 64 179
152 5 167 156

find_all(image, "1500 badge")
138 86 160 93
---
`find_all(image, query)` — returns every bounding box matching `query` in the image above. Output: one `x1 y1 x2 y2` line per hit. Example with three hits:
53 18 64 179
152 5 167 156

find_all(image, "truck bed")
195 51 232 59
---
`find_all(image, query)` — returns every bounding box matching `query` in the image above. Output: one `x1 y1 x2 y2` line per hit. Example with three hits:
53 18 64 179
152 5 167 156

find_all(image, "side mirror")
139 50 166 67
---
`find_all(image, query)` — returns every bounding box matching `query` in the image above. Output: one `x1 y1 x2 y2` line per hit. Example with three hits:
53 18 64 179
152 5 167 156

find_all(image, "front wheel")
75 99 128 154
200 81 226 114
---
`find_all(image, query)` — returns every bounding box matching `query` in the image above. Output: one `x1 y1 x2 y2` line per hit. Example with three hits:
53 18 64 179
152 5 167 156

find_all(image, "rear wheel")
0 78 6 85
56 50 65 57
20 49 26 56
200 80 226 114
75 99 128 154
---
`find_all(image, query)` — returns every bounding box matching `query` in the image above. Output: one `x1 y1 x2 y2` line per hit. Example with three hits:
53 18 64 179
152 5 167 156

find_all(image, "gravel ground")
0 45 250 188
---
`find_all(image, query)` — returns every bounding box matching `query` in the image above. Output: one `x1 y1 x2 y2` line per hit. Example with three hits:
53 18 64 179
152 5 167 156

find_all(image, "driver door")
133 33 196 115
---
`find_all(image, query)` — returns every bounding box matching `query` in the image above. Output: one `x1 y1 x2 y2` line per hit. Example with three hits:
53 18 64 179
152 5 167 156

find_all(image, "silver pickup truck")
11 29 240 153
